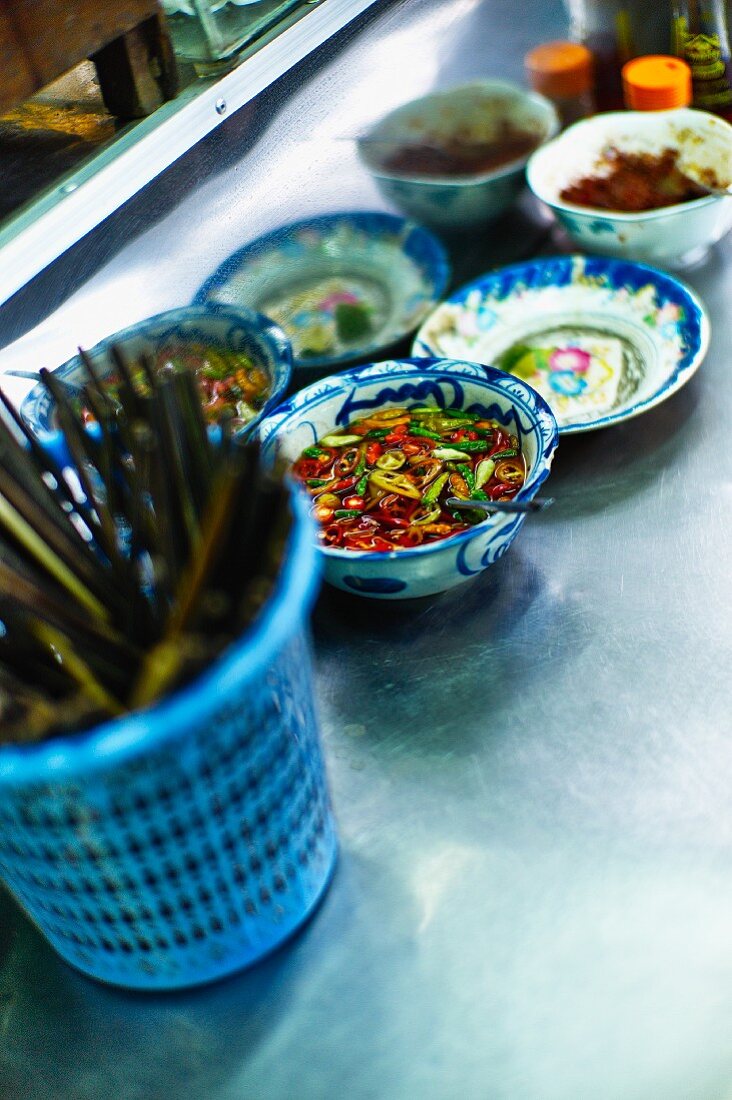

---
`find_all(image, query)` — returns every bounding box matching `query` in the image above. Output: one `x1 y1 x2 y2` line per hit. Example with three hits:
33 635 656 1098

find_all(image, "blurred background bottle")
671 0 732 119
525 41 596 127
563 0 672 110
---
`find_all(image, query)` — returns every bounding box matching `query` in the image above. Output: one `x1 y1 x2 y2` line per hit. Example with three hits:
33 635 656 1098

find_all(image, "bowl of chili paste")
357 80 559 232
259 358 558 599
527 108 732 268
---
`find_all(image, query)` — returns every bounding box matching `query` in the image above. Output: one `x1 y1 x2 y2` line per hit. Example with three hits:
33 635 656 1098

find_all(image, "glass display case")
164 0 311 69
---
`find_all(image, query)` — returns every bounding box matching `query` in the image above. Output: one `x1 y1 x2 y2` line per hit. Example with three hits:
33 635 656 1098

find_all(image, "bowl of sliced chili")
259 358 558 599
21 304 292 437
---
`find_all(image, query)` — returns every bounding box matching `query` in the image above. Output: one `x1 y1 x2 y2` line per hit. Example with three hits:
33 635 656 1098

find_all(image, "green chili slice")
443 408 479 420
411 505 441 526
457 463 475 492
422 471 448 504
474 458 496 489
450 440 487 453
369 471 422 499
320 434 363 447
409 425 442 441
432 447 471 461
375 450 406 471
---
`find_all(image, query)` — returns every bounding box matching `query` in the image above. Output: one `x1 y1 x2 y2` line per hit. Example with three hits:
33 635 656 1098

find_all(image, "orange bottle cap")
622 55 692 110
524 41 594 99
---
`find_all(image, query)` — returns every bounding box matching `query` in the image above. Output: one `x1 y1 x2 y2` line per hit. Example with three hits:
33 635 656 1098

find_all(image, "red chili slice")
346 535 395 552
372 512 410 528
401 440 432 457
391 529 424 547
293 458 322 480
335 447 360 476
488 482 518 500
322 524 344 545
315 448 337 468
493 458 525 485
332 476 356 492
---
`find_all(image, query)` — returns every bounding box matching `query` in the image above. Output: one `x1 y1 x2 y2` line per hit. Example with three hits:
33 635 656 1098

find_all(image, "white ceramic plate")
412 254 710 434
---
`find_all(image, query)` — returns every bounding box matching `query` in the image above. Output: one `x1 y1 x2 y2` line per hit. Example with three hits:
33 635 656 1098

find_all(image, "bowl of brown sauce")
526 108 732 268
357 80 559 232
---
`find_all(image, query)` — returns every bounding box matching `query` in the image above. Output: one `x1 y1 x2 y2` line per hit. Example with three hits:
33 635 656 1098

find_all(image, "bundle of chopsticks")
0 345 290 744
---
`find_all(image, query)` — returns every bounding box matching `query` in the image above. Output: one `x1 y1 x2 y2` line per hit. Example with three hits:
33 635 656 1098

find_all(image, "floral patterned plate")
412 254 709 433
195 212 450 371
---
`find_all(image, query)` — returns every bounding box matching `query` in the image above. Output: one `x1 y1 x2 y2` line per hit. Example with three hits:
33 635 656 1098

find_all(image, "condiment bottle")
563 0 673 111
524 41 596 127
671 0 732 119
621 54 692 109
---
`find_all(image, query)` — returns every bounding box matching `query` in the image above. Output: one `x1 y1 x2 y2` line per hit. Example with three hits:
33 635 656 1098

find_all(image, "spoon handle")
446 496 554 514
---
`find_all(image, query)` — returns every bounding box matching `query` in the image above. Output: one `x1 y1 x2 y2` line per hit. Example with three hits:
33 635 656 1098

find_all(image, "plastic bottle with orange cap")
523 42 693 122
622 54 693 109
524 41 596 127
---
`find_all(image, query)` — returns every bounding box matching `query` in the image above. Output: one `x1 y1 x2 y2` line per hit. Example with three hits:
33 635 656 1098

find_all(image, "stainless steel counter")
2 1 732 1098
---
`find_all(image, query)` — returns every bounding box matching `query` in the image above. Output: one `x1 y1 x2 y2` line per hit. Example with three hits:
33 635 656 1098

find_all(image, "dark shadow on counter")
0 846 406 1100
312 547 588 760
539 370 702 520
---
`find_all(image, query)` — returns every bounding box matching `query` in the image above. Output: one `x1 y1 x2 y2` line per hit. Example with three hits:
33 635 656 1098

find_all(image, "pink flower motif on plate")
549 346 591 374
318 291 361 311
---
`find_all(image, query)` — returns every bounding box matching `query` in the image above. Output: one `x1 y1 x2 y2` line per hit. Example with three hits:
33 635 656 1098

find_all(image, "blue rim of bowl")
20 303 293 436
261 356 559 561
411 254 710 434
192 211 451 371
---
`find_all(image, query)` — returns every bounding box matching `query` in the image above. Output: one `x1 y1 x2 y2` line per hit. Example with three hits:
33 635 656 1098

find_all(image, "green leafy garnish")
335 302 373 343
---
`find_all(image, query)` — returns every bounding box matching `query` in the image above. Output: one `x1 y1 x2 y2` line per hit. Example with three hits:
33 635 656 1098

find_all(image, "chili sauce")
380 122 541 178
292 406 527 552
559 147 709 212
80 344 271 431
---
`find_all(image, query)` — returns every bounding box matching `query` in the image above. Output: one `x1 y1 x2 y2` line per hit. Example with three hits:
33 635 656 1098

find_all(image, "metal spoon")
446 496 554 514
688 179 732 199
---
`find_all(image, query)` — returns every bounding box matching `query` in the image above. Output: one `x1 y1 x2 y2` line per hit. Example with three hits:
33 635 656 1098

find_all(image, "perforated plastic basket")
0 492 337 990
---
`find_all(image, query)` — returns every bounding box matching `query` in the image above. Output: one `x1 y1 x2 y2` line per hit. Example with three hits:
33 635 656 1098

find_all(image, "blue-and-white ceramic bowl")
20 304 292 436
259 358 558 600
194 212 450 371
413 254 709 434
526 108 732 269
357 80 559 232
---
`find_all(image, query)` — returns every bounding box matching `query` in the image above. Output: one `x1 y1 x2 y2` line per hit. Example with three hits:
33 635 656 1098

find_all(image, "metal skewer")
446 496 554 514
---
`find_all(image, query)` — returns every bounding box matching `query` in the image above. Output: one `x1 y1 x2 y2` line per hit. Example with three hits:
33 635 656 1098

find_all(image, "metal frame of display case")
0 0 378 310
